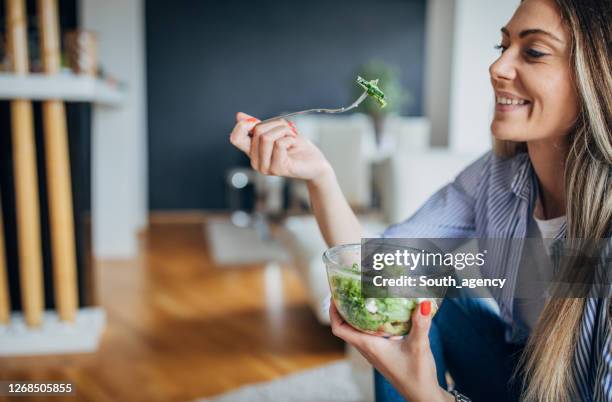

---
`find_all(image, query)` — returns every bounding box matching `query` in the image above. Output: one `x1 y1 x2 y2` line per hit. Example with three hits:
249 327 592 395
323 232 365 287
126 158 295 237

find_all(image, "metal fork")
257 91 369 125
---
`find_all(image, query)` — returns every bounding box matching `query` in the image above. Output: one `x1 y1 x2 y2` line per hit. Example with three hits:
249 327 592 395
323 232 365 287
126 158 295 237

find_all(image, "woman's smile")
495 90 531 113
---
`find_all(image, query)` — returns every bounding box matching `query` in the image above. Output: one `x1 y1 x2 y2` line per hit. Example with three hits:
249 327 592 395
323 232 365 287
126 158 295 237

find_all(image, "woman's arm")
307 168 361 247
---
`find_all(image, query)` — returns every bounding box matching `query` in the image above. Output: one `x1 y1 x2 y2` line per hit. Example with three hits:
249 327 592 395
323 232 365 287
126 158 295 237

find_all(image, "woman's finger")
406 301 433 346
236 111 256 122
329 302 371 347
249 129 261 170
251 118 288 137
258 126 293 174
230 118 259 154
250 119 292 170
269 136 297 176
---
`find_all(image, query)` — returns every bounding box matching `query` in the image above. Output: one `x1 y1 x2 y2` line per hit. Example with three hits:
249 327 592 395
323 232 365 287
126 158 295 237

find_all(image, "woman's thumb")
408 300 433 344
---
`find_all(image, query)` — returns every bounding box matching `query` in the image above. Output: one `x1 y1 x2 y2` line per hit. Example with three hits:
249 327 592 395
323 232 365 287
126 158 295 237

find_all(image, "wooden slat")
6 0 45 327
38 0 78 322
0 192 9 324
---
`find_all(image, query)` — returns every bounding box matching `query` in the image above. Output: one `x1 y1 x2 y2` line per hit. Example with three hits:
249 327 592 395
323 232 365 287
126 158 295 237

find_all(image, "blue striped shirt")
382 151 612 401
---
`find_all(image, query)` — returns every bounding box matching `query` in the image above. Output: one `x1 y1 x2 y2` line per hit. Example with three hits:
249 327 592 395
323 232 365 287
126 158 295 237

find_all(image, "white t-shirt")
511 212 566 343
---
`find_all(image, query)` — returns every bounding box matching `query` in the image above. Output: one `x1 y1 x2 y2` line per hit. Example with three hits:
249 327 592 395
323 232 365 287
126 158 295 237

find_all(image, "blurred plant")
353 60 411 118
353 60 411 143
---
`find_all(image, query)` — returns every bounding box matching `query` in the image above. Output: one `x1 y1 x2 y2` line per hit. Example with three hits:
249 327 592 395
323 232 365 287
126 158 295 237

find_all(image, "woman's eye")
494 44 507 53
525 48 547 58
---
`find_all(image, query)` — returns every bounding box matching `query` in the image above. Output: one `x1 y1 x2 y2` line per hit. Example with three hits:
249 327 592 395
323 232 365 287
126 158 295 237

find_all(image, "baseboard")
0 307 106 356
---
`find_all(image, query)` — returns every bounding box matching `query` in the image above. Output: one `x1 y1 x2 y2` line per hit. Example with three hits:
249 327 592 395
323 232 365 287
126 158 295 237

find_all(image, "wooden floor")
0 221 344 402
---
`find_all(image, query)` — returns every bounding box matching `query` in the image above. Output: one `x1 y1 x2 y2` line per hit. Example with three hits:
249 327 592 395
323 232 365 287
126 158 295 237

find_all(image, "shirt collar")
510 152 533 201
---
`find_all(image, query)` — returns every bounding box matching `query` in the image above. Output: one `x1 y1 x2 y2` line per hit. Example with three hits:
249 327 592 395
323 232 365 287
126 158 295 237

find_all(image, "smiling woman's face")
490 0 579 141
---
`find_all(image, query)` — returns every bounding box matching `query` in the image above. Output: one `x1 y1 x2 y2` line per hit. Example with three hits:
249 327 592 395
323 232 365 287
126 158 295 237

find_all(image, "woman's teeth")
496 97 528 105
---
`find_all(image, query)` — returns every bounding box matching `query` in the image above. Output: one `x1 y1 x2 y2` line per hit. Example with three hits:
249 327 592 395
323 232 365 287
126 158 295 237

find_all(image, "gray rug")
197 360 367 402
205 218 290 266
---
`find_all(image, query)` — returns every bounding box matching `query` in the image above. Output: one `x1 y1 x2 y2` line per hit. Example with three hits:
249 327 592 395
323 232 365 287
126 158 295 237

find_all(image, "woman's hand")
329 301 453 402
229 112 333 184
229 111 361 246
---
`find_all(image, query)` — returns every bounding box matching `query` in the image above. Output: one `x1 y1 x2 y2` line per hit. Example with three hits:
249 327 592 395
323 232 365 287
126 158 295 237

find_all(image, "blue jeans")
374 298 525 402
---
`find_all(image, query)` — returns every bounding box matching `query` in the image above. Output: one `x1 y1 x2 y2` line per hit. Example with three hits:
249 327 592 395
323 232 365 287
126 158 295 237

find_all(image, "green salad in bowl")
323 244 439 337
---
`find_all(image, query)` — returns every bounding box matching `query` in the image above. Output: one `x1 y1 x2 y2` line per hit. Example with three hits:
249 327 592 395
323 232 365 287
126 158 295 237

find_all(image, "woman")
229 0 611 400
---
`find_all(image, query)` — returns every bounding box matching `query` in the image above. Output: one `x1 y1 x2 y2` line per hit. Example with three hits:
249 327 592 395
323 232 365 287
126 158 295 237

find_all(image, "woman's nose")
489 50 517 82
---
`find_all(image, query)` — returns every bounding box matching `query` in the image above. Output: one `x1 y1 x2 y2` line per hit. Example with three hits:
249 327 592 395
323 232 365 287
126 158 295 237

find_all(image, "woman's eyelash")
525 48 547 58
494 44 547 59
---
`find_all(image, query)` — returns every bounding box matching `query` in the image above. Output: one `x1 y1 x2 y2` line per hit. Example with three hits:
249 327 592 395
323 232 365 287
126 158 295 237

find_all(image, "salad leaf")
330 267 423 336
356 76 387 108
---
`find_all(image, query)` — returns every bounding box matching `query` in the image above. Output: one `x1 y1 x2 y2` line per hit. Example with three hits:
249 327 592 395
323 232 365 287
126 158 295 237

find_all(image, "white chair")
292 113 375 209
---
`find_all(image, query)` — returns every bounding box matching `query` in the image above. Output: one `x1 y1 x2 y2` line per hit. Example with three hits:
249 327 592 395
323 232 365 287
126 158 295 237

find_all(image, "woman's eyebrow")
501 27 563 43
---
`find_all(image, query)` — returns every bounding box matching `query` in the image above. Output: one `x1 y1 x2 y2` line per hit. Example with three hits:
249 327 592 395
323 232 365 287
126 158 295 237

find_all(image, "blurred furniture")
226 168 253 227
0 0 121 355
376 149 482 224
292 113 375 209
281 215 386 324
290 113 432 210
226 167 285 237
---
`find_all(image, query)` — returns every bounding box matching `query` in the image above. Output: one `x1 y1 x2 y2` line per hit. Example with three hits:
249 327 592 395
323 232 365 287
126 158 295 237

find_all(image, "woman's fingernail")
420 301 431 316
247 117 259 122
287 122 298 135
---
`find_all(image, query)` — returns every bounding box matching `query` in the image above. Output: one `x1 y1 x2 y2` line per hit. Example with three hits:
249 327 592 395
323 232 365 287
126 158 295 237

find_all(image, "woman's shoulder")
454 149 530 195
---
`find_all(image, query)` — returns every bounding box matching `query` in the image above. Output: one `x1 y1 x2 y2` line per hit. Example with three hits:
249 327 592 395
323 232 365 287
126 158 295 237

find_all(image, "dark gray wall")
147 0 426 210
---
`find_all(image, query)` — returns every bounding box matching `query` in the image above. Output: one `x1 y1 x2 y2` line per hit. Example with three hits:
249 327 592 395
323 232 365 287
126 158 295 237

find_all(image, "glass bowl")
323 243 441 337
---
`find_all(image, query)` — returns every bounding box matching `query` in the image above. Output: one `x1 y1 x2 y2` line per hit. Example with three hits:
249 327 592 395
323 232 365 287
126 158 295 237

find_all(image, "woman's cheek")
524 72 578 139
543 78 579 136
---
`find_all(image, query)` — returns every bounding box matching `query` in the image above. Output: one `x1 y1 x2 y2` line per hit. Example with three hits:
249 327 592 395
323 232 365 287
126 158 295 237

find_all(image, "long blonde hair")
494 0 612 400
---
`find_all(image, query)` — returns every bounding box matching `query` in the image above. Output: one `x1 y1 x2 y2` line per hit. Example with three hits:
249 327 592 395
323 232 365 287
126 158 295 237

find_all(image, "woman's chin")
491 122 523 141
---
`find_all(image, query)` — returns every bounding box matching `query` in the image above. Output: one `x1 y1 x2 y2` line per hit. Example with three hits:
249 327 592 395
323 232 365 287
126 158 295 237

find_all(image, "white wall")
448 0 520 154
424 0 455 148
81 0 148 259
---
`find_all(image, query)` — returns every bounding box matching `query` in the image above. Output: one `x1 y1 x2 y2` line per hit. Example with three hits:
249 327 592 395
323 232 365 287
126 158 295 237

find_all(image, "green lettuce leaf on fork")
356 76 387 108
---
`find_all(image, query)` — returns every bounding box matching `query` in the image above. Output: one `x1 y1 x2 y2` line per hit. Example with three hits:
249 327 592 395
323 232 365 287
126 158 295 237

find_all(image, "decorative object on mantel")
353 60 411 146
64 30 98 76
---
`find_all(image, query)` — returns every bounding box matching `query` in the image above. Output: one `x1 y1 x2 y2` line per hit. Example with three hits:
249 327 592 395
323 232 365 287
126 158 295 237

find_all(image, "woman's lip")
495 91 530 101
495 102 530 112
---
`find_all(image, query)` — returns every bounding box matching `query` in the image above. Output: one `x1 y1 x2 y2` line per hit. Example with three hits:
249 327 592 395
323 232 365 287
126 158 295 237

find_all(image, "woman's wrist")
307 162 335 190
410 387 455 402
